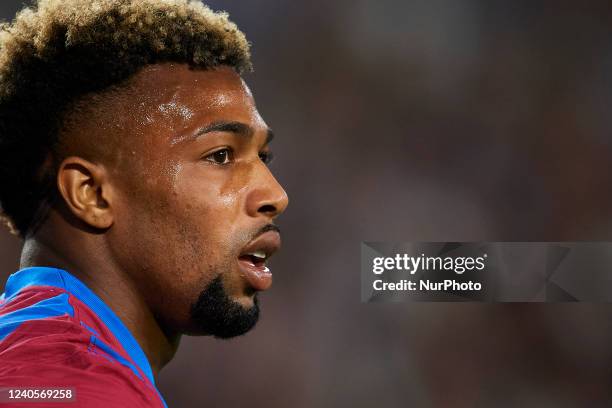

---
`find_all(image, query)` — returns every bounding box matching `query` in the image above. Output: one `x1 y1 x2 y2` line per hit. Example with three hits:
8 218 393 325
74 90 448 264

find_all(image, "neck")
19 217 180 381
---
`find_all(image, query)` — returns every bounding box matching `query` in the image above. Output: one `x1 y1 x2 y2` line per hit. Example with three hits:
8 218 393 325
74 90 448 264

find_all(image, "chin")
189 277 260 338
232 292 258 307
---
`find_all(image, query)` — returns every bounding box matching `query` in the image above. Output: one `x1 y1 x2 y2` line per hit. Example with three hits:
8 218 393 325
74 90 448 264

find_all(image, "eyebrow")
194 120 275 144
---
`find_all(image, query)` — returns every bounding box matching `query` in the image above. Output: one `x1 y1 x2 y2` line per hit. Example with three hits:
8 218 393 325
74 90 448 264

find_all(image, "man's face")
97 64 288 337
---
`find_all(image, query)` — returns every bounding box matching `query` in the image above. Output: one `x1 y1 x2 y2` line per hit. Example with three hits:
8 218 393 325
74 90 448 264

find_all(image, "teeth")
249 250 267 259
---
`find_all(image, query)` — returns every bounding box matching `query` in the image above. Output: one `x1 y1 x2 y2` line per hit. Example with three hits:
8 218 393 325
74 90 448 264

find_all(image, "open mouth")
237 230 281 292
239 250 268 269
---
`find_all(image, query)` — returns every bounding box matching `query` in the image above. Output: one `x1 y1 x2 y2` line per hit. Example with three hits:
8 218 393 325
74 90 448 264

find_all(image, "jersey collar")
4 266 156 386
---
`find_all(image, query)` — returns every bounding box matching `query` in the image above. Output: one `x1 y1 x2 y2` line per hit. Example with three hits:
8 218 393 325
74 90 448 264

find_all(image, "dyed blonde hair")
0 0 251 236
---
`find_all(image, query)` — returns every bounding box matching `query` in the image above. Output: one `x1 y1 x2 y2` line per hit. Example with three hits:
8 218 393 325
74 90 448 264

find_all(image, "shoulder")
0 361 158 407
0 288 162 407
0 319 161 407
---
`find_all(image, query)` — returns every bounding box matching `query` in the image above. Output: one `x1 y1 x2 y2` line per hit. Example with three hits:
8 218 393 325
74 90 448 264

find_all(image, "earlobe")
56 157 114 230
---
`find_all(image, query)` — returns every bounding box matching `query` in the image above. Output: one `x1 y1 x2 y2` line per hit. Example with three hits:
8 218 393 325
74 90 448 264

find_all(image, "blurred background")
2 0 612 406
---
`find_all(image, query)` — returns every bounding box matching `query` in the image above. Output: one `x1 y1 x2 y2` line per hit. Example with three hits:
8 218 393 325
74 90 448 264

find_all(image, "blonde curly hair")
0 0 252 237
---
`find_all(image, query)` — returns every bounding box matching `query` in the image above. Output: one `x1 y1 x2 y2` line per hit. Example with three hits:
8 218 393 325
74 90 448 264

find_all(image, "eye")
259 150 274 165
205 148 233 165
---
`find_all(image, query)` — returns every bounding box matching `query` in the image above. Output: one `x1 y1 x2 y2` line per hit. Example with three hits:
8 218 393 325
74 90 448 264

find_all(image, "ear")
56 156 114 230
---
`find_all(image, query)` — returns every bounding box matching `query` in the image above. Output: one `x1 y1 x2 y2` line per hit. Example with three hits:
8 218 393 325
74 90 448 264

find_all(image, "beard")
189 276 260 338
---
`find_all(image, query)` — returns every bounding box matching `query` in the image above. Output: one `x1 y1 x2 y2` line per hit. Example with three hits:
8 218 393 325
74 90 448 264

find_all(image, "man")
0 0 288 406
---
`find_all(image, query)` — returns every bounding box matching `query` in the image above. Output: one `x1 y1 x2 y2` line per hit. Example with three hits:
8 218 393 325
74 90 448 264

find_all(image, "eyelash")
205 148 234 165
259 151 274 165
203 148 274 165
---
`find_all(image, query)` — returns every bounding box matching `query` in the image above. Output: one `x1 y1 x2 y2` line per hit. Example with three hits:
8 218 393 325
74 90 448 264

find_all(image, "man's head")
0 0 288 338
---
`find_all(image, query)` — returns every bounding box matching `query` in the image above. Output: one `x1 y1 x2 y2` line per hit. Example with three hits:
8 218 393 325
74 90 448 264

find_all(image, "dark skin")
19 63 289 381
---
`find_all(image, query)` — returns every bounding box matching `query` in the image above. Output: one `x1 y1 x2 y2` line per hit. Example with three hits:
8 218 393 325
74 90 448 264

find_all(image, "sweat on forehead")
58 64 254 164
132 64 255 117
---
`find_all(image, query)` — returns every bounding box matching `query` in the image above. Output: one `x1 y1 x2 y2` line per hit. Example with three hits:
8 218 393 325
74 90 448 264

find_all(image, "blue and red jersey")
0 267 167 407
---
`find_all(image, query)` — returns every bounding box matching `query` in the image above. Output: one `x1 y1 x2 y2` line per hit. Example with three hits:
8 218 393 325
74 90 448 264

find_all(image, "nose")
245 164 289 219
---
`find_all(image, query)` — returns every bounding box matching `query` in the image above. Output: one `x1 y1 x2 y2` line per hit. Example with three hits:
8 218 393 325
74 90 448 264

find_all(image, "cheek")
169 162 258 291
109 194 207 315
174 161 253 233
109 160 253 328
106 176 216 326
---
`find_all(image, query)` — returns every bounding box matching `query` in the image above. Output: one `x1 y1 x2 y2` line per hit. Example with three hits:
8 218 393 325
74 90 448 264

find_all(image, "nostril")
258 204 276 214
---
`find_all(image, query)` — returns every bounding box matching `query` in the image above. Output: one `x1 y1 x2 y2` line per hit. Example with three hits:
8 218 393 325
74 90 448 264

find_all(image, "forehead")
133 63 254 104
79 64 268 158
128 63 262 134
61 63 268 169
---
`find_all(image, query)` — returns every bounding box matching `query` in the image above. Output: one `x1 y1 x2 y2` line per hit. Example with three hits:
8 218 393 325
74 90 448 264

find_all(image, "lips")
238 229 281 291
